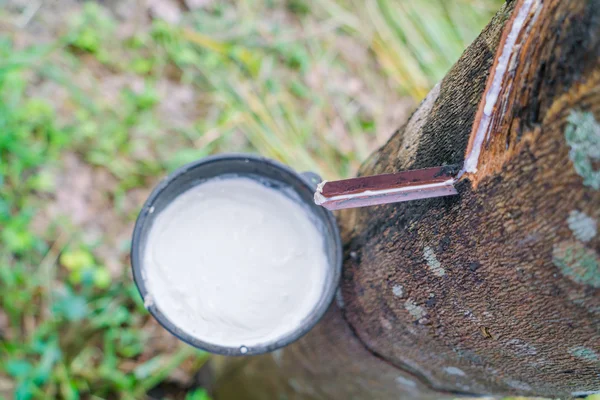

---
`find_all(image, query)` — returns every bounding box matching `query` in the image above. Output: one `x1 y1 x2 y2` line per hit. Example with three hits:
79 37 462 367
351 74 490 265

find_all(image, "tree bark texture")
208 0 600 398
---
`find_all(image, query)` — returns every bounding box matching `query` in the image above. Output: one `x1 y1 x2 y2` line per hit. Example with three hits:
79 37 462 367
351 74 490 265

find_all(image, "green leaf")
60 378 80 400
2 226 34 253
52 291 89 321
15 381 34 400
92 304 130 328
289 80 310 99
127 284 147 313
133 356 163 379
166 148 212 171
93 268 111 289
99 366 135 390
30 170 56 192
287 0 310 16
60 249 95 271
123 85 159 111
80 267 97 288
6 360 33 378
186 389 212 400
130 58 154 74
32 339 61 385
115 329 144 358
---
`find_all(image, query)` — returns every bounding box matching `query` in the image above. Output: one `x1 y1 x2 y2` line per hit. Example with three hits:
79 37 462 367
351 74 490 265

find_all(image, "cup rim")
130 153 342 356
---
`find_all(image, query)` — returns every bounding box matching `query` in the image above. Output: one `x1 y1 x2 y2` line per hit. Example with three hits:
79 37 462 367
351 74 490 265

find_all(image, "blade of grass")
133 346 209 398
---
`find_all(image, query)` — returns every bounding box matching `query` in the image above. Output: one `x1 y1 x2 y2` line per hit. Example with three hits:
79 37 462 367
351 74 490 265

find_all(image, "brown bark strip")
316 165 459 211
321 166 460 197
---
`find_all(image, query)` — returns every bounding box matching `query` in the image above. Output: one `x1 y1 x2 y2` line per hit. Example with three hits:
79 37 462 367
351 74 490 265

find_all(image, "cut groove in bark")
463 0 542 180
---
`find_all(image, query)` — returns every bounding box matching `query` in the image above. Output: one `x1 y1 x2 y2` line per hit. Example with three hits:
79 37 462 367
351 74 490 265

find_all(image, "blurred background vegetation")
0 0 507 398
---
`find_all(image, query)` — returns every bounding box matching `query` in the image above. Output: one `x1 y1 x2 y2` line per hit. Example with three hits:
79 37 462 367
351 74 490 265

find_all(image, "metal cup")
130 154 342 356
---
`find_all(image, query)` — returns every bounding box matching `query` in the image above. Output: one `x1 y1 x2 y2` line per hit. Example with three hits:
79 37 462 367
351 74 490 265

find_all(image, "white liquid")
143 177 328 348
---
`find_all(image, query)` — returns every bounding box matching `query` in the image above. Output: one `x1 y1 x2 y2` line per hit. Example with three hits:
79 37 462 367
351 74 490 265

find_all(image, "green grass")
0 1 500 398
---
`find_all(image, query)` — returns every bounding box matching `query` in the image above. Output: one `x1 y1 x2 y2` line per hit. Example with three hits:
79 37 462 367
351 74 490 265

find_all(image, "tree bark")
207 0 600 398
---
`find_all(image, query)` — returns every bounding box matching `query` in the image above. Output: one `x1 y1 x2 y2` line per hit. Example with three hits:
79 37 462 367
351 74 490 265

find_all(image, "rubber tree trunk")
207 0 600 398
